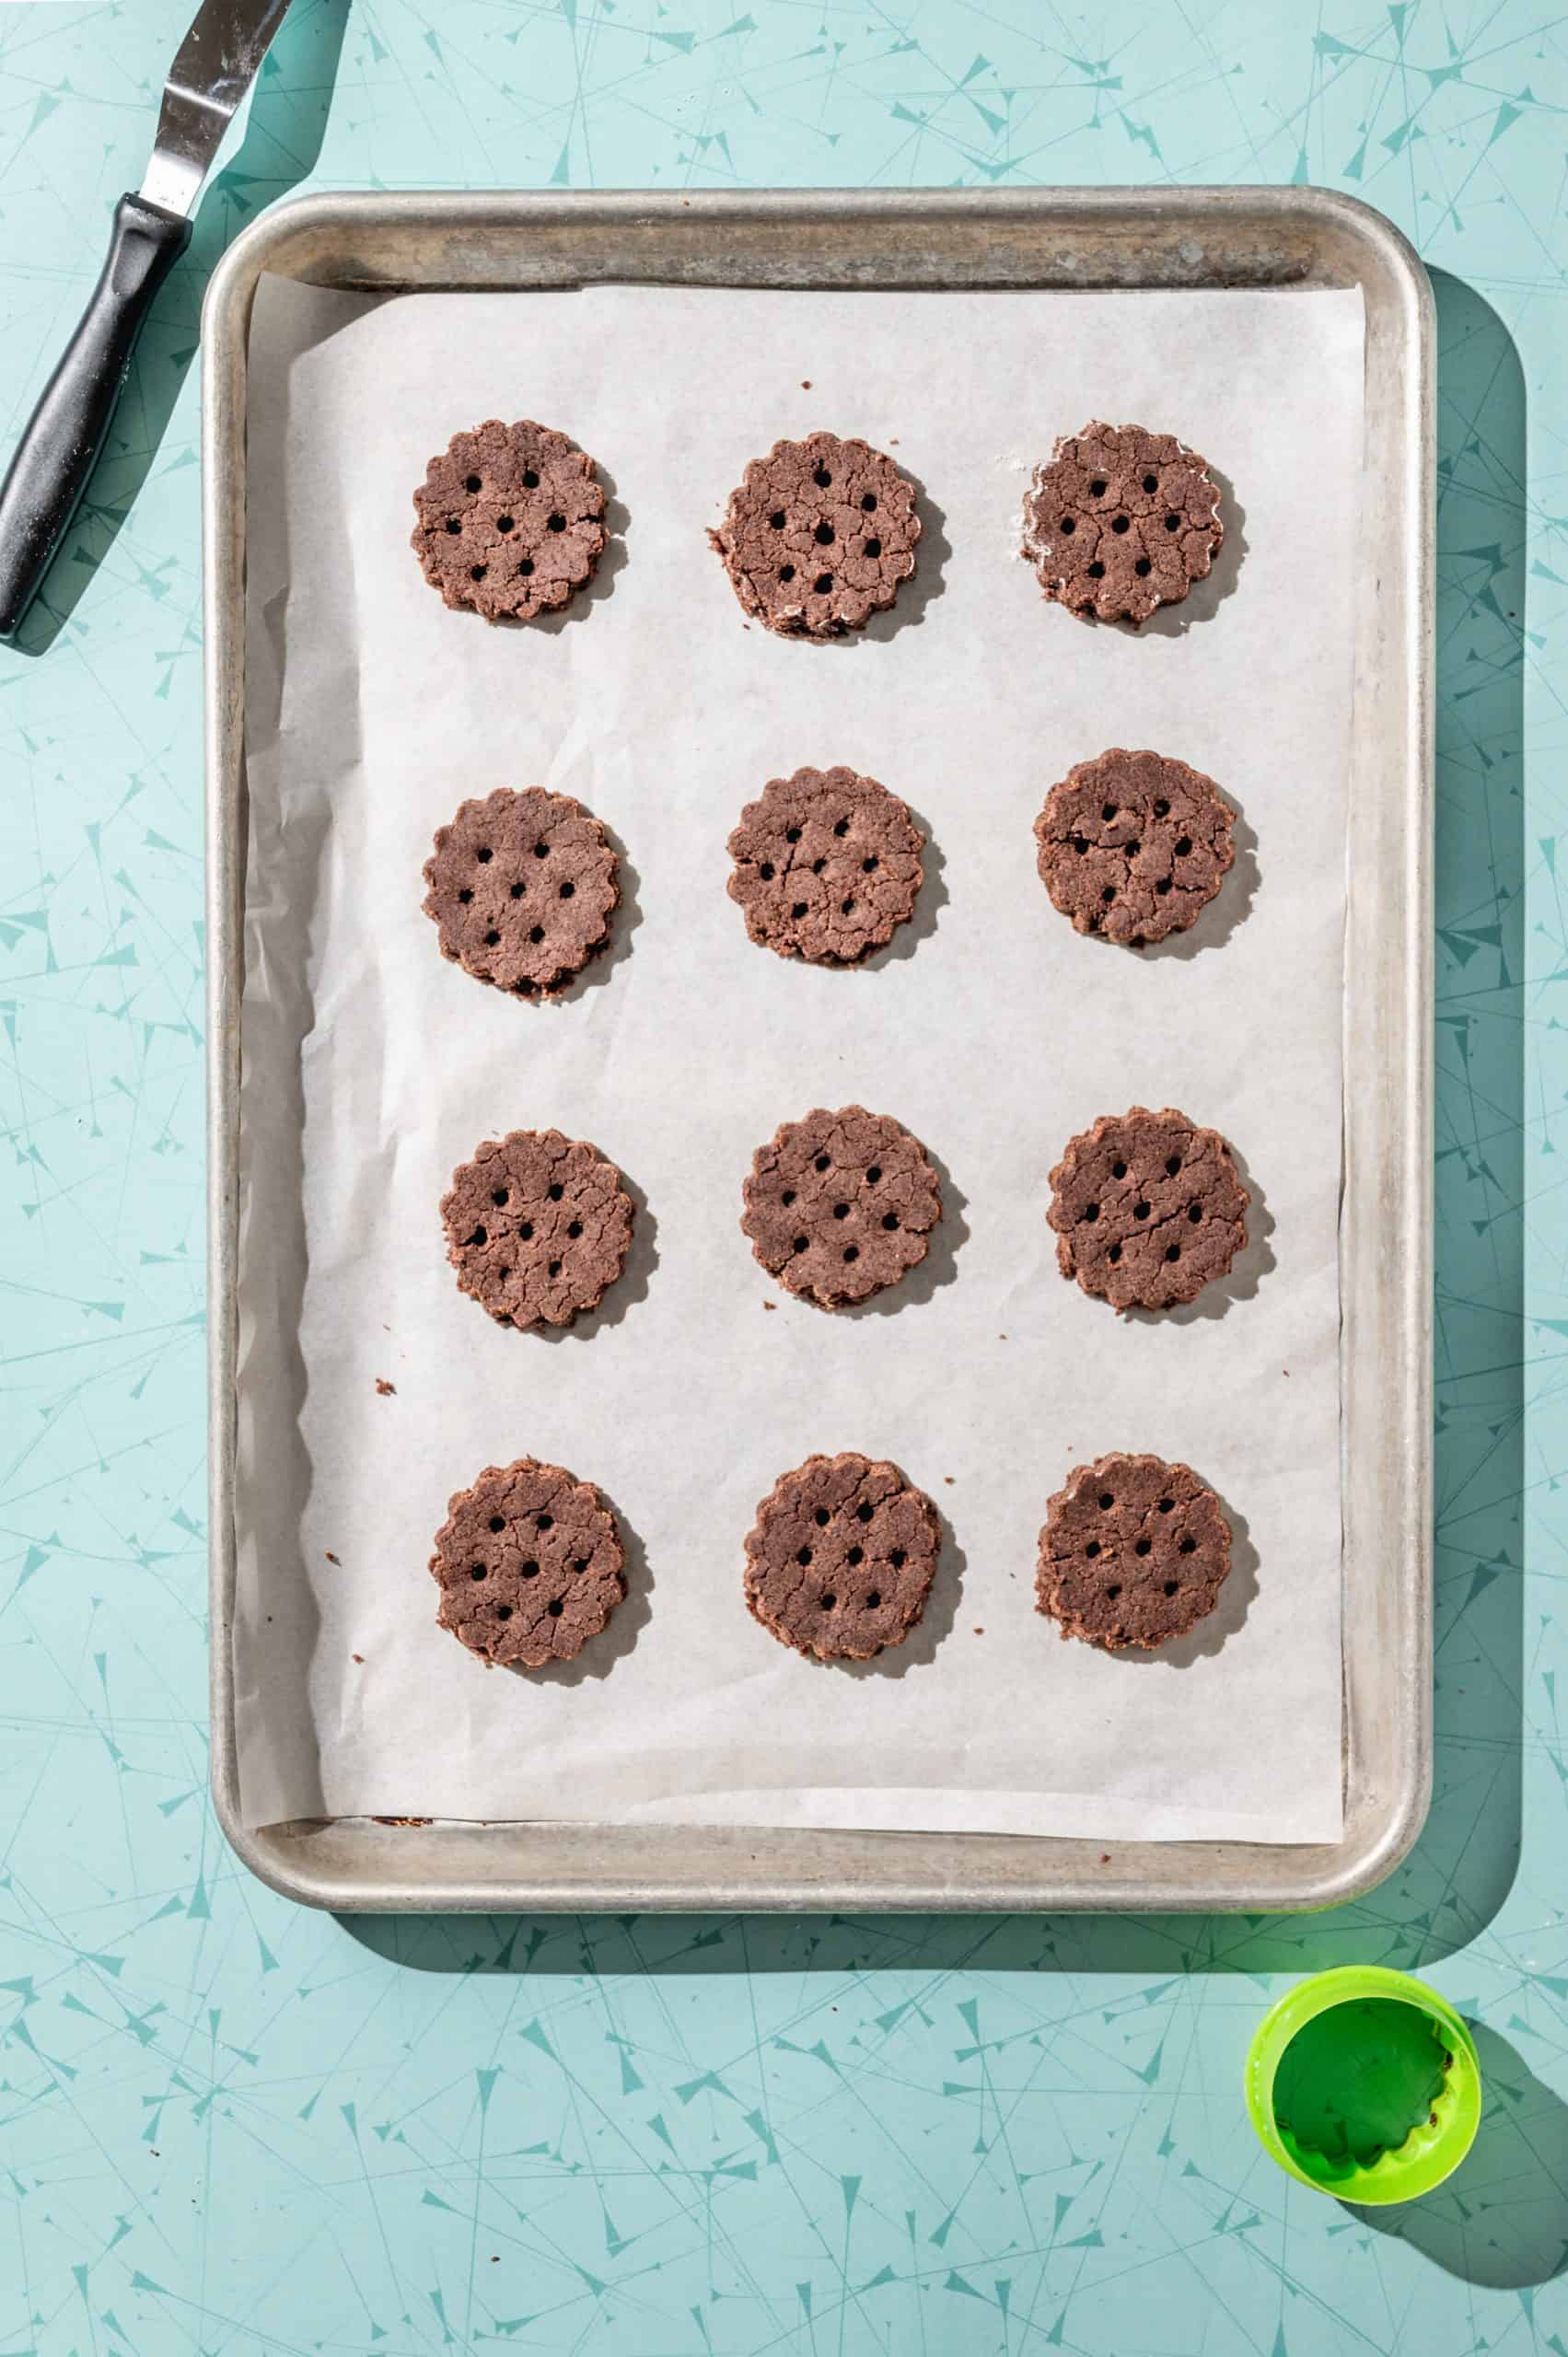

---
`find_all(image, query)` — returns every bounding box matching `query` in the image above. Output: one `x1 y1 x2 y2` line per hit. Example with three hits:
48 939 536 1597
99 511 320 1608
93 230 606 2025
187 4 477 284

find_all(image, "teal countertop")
0 3 1557 2350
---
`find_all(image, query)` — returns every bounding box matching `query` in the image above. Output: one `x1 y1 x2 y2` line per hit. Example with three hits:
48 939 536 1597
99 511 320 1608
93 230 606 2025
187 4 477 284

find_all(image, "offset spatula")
0 0 294 640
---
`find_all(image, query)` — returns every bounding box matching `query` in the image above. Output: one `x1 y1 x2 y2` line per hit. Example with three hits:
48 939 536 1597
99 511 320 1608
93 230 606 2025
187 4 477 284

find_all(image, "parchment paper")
234 277 1363 1841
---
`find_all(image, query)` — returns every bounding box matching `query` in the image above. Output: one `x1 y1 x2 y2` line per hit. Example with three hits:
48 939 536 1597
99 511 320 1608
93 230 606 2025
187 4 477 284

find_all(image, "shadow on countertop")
1351 2022 1568 2290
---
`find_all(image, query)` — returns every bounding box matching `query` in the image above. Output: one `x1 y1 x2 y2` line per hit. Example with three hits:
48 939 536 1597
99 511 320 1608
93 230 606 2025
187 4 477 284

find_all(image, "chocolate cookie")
1034 749 1235 946
741 1106 942 1309
709 431 921 637
744 1452 941 1661
1036 1453 1231 1653
430 1457 625 1667
727 765 925 964
423 786 619 999
1049 1107 1249 1313
441 1129 634 1330
1020 423 1224 624
411 418 607 622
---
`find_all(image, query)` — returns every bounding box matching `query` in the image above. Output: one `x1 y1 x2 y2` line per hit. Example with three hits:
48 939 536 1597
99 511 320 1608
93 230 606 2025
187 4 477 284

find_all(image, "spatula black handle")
0 192 192 640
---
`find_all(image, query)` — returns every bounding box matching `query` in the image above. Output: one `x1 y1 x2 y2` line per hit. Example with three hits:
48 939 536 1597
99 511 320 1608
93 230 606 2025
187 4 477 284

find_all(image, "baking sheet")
234 277 1362 1842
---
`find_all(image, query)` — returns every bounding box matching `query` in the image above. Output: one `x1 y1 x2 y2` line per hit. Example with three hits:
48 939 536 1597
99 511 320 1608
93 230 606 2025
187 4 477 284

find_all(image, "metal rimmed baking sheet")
204 189 1432 1912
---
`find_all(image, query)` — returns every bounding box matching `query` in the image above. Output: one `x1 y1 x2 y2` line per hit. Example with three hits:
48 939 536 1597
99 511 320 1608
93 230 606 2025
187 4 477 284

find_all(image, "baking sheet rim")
203 184 1434 1914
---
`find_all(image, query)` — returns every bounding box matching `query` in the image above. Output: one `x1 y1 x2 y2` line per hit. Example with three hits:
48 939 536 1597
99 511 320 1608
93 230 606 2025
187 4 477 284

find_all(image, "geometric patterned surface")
0 2 1558 2345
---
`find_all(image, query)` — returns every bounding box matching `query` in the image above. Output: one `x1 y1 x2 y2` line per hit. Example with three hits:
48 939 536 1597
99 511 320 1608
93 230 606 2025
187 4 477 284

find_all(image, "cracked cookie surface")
1037 1452 1231 1653
1021 422 1223 624
411 418 607 621
430 1457 625 1666
1048 1106 1248 1313
423 786 619 1000
441 1129 633 1330
727 765 924 963
709 431 920 636
741 1106 942 1309
1034 748 1234 946
744 1451 941 1660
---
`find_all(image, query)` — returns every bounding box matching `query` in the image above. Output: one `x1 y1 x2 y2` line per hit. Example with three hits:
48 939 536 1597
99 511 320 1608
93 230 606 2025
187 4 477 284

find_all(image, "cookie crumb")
801 379 812 389
1099 1852 1111 1864
973 1626 984 1635
325 1550 340 1564
375 1376 396 1396
763 1300 776 1311
351 1652 364 1663
945 1476 955 1485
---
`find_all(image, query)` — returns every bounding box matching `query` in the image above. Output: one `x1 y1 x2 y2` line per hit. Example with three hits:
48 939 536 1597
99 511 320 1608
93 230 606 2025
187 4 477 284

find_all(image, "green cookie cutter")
1245 1965 1482 2204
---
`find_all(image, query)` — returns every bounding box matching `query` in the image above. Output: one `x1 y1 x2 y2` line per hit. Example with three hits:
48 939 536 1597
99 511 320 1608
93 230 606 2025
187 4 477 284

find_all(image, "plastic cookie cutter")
1245 1965 1482 2203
